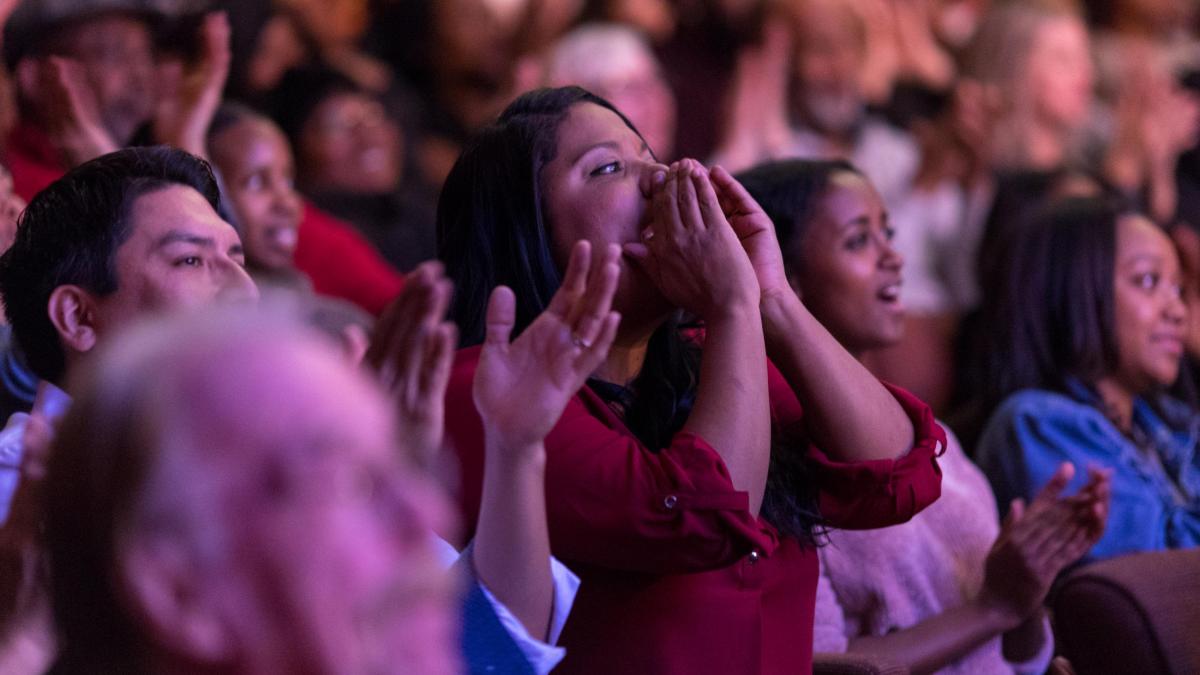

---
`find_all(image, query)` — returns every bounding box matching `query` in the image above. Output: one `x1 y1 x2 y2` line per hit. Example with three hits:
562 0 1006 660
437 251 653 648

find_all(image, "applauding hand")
979 463 1112 624
474 240 621 453
38 57 118 166
365 262 458 467
154 12 231 157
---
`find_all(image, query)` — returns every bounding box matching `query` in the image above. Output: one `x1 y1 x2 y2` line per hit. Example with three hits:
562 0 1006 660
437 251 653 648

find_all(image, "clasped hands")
622 159 793 320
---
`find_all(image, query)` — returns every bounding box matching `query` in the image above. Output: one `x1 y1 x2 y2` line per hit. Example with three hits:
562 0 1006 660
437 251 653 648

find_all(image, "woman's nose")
1166 291 1188 324
638 160 671 198
880 240 904 270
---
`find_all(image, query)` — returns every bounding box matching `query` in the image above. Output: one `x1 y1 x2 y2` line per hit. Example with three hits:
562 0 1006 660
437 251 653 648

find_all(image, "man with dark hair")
0 145 257 522
0 146 584 673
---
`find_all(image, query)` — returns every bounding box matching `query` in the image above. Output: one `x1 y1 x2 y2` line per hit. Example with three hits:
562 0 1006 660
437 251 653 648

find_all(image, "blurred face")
432 0 516 130
245 15 309 95
1118 0 1195 32
570 54 677 161
791 172 904 354
608 0 677 41
277 0 368 47
90 186 259 338
542 103 671 324
1025 17 1093 130
210 120 303 273
793 0 865 134
298 93 404 194
1112 215 1187 393
55 15 156 144
176 340 458 674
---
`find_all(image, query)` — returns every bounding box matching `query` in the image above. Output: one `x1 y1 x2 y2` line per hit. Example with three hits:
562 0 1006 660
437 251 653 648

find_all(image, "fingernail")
653 171 666 185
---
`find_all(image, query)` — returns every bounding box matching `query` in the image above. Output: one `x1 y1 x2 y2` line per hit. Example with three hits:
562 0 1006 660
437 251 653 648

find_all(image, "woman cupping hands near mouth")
437 87 945 675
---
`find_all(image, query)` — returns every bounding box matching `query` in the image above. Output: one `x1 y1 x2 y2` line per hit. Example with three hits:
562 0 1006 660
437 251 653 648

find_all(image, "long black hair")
967 197 1126 428
438 86 823 544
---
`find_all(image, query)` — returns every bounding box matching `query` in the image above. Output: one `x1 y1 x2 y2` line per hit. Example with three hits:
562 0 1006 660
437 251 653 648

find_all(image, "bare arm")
845 597 1025 675
761 289 915 461
843 465 1109 673
154 12 230 158
472 241 621 639
472 439 554 639
626 161 772 513
683 305 770 513
709 165 917 462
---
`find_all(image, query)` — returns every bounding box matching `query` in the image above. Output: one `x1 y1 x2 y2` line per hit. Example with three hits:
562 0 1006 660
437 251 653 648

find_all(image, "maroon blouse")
442 345 945 674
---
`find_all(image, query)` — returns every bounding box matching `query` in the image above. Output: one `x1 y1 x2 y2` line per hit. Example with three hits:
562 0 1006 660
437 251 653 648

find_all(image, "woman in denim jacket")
976 197 1200 561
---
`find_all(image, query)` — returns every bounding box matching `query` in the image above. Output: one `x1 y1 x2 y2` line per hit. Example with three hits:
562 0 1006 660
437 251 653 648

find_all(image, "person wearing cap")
1 0 228 201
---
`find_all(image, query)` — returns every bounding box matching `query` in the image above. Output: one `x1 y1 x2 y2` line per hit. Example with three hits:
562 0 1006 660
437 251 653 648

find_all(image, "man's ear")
340 323 371 367
47 285 99 356
118 536 235 664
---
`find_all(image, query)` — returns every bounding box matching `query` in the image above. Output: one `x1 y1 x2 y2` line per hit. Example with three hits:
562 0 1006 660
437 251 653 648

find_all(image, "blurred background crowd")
1 0 1196 423
0 0 1196 673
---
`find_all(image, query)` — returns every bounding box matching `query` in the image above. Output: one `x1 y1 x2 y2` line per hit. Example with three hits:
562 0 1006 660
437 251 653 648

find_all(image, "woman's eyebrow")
571 141 620 165
838 215 872 232
1123 252 1165 266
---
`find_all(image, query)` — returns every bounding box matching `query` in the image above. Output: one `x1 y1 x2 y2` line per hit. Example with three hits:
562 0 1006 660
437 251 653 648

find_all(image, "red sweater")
5 123 66 202
294 202 405 315
443 346 944 675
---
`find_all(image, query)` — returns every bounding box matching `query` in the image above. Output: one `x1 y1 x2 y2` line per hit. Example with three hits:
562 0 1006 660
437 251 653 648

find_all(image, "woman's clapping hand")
474 240 621 453
366 262 458 468
979 463 1112 624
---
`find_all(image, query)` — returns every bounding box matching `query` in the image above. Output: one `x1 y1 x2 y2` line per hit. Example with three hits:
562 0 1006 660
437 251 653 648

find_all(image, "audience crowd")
0 0 1194 673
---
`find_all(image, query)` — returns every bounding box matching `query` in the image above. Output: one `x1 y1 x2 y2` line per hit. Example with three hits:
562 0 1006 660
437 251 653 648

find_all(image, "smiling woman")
976 197 1200 562
209 103 305 279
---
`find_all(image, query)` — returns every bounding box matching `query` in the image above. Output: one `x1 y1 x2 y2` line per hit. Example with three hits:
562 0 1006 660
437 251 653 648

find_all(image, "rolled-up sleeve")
775 381 945 530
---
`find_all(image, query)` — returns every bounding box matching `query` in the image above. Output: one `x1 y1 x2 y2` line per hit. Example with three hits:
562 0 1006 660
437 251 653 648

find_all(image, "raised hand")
365 262 458 468
39 57 118 166
473 240 621 452
154 12 231 158
709 165 791 300
623 159 759 319
978 463 1112 624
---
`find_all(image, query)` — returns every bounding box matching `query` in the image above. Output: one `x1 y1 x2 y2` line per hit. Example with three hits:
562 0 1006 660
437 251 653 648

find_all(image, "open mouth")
266 225 299 254
876 281 902 304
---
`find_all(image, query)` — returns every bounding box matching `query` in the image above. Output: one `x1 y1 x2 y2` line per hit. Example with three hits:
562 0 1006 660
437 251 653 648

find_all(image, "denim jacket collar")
1064 378 1200 502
